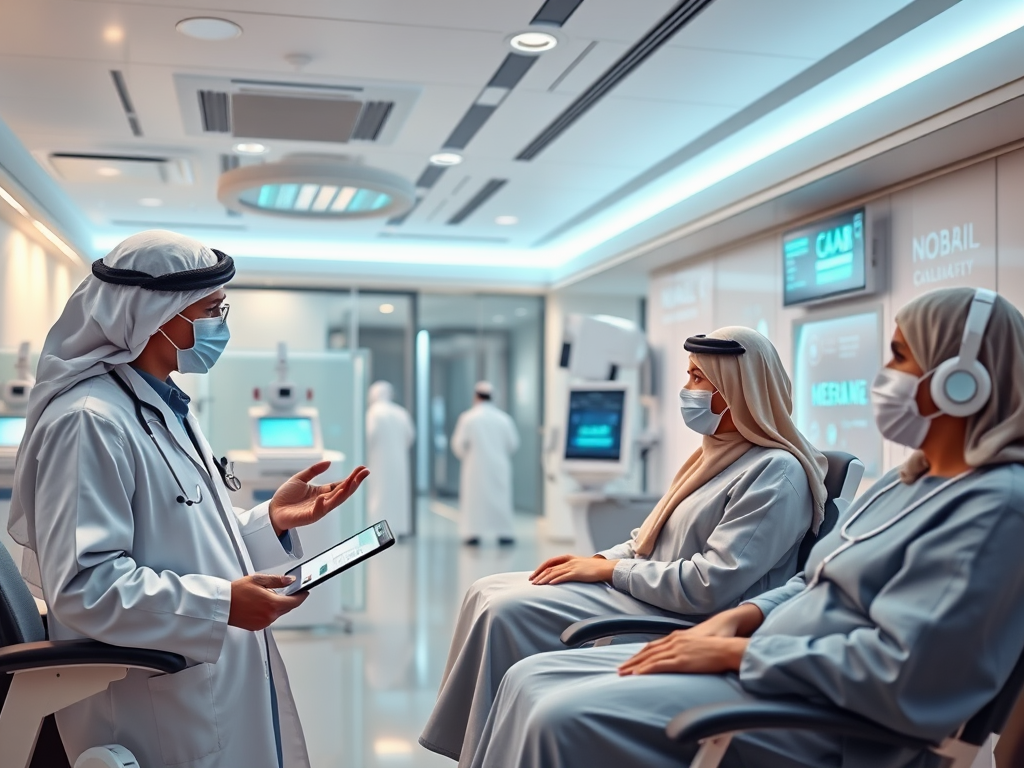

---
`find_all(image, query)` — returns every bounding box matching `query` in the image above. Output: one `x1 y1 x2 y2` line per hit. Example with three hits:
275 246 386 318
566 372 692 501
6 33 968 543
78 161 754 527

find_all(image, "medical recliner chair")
0 541 186 768
559 451 864 648
667 647 1024 768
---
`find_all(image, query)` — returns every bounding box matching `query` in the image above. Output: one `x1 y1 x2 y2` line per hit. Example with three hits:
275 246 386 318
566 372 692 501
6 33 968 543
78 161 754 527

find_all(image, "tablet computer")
281 520 395 595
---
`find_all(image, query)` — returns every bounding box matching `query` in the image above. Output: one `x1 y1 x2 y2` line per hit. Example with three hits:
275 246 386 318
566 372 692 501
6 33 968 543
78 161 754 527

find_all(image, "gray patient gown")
420 446 814 763
468 463 1024 768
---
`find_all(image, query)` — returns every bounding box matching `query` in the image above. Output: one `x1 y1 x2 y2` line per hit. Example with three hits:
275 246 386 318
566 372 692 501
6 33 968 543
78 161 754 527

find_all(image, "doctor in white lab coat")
8 230 369 768
365 380 416 536
450 382 520 545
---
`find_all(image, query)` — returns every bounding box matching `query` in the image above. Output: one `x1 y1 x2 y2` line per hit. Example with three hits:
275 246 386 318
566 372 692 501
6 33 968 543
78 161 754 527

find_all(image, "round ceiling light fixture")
96 167 121 177
175 17 243 41
429 152 463 167
379 303 395 315
495 215 519 226
509 31 558 54
218 157 416 220
234 142 268 155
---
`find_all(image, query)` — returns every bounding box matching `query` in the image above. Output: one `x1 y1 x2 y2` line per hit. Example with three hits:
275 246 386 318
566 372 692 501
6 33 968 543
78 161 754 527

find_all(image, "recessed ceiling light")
139 197 163 207
234 142 268 155
510 31 558 53
103 26 125 44
175 17 243 41
495 215 518 226
514 307 529 317
429 152 463 167
97 167 121 177
379 303 395 315
493 314 506 324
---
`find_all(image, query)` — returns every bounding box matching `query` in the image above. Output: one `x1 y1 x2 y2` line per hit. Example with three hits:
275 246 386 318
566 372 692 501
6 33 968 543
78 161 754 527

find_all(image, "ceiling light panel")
220 159 413 220
176 17 243 41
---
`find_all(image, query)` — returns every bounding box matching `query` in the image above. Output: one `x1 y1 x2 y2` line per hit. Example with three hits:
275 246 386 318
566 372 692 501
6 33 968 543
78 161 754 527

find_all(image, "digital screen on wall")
793 310 882 478
564 389 625 461
783 208 867 306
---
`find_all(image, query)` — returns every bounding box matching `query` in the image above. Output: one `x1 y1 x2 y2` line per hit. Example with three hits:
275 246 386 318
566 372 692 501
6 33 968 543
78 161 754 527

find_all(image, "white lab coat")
19 365 310 768
451 402 520 540
365 397 415 536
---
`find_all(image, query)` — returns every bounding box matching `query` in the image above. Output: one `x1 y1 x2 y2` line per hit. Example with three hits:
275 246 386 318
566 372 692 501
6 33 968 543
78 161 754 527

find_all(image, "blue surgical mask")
678 388 728 436
160 314 230 374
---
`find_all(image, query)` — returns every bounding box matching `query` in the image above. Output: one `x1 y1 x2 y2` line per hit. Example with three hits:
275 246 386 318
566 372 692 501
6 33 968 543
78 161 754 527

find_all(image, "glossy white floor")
274 499 563 768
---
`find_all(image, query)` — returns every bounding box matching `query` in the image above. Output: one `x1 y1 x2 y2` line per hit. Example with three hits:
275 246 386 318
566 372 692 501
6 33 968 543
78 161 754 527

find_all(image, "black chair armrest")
560 615 700 647
0 640 187 676
667 697 937 751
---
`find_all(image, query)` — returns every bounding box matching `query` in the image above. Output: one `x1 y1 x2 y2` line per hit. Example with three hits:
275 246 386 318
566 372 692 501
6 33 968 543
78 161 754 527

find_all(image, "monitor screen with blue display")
565 389 625 461
793 310 882 478
783 208 867 306
258 417 315 449
0 416 26 448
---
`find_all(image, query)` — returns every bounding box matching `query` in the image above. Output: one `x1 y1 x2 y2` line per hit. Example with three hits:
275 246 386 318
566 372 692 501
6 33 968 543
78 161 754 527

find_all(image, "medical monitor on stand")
562 381 632 490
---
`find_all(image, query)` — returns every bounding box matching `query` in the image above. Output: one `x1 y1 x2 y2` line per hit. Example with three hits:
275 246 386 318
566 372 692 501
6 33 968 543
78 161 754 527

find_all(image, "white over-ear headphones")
929 288 996 417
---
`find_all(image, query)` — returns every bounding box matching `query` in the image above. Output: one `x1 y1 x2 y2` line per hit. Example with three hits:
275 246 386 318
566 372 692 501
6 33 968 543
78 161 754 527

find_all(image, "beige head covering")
895 287 1024 482
633 327 828 556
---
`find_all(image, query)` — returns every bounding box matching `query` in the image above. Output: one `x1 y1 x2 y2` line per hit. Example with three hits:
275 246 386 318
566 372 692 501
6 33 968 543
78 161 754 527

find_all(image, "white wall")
543 291 643 540
0 215 79 350
646 148 1024 492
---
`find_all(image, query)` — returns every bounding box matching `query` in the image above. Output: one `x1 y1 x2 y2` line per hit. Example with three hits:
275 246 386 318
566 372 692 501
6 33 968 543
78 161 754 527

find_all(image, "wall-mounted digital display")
0 416 26 448
258 417 315 449
793 310 882 478
784 208 868 306
565 389 625 461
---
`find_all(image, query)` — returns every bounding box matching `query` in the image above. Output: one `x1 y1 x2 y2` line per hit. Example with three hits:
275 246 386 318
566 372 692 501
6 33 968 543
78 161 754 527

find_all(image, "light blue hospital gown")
421 447 815 763
468 464 1024 768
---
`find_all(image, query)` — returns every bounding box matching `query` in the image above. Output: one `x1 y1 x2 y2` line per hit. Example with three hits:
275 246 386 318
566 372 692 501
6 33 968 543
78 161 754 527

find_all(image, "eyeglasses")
211 303 230 323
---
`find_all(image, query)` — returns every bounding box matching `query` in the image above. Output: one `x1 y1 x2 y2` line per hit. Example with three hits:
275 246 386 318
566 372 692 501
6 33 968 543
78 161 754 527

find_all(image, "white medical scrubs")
467 464 1024 768
421 446 814 763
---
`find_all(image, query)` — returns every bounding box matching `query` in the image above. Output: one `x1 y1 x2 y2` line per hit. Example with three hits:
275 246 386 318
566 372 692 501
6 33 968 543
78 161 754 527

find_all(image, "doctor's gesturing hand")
268 460 370 537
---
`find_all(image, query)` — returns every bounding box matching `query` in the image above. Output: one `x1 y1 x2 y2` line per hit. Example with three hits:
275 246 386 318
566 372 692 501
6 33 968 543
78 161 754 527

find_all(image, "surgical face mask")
160 314 230 374
870 367 939 448
678 388 728 436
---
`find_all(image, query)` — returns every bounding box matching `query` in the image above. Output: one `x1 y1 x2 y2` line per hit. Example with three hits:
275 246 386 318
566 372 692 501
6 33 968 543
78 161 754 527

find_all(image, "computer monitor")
0 416 26 449
257 416 316 450
562 382 632 487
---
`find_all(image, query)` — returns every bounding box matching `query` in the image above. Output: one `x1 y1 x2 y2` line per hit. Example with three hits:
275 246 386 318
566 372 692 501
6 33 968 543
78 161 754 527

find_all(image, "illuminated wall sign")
793 310 882 478
783 208 868 306
891 161 996 310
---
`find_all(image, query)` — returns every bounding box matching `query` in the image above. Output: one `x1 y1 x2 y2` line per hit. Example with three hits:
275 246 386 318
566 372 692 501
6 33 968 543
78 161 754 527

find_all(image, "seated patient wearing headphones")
421 327 829 763
465 287 1024 768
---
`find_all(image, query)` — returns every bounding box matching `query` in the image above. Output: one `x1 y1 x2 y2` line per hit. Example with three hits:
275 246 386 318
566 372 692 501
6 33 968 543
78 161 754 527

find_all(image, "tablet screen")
288 522 392 593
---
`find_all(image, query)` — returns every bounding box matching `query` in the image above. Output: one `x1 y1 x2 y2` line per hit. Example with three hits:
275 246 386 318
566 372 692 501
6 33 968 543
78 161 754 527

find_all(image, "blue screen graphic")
565 390 625 461
259 417 315 449
0 416 26 448
783 209 866 306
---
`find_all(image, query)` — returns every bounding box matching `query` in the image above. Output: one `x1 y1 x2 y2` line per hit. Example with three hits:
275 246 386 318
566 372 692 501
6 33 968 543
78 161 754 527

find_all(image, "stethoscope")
111 372 242 506
805 469 975 589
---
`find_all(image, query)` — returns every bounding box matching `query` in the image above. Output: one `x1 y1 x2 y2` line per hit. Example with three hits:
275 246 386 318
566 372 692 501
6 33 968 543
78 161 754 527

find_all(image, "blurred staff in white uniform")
365 380 415 537
7 230 368 768
450 381 520 546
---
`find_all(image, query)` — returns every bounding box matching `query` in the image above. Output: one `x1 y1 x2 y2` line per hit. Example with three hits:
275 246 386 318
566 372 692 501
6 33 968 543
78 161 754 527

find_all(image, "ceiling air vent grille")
448 179 507 225
199 90 231 133
516 0 718 160
353 101 394 141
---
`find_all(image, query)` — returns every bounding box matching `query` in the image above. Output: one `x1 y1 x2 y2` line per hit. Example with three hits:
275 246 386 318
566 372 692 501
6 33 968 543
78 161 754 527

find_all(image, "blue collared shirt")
133 368 191 427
